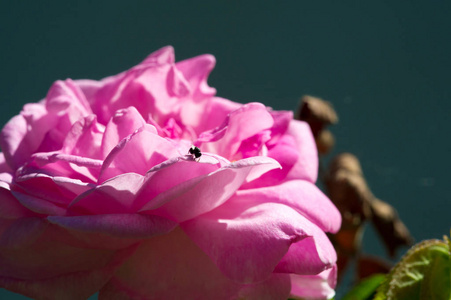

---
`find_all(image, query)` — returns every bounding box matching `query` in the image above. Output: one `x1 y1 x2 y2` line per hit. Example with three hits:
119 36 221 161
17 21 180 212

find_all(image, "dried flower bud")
326 153 373 278
370 198 414 257
316 129 335 154
296 95 338 137
326 152 414 284
329 152 363 176
326 153 372 221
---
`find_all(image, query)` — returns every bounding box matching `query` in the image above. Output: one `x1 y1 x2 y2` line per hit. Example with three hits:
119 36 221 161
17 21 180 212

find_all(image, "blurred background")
1 1 450 298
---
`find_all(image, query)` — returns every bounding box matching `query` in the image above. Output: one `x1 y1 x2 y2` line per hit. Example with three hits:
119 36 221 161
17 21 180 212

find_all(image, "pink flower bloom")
0 47 341 299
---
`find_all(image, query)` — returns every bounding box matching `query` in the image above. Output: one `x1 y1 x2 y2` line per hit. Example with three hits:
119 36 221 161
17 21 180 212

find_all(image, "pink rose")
0 46 341 299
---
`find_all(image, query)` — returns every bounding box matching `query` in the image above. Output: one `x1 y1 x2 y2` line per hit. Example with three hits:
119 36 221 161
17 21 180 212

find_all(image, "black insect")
188 145 202 161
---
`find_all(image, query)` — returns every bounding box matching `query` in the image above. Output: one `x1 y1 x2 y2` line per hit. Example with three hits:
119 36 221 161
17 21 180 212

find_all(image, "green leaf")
341 274 386 300
374 236 451 300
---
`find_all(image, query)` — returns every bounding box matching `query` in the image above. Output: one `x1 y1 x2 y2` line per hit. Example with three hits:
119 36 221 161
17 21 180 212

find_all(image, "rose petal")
274 233 336 275
0 153 13 174
234 180 341 233
69 173 144 215
74 79 105 109
22 152 102 182
139 45 175 66
98 124 178 182
245 120 318 188
0 181 32 219
141 156 281 222
284 120 318 182
38 79 96 153
99 227 291 300
192 96 242 134
12 173 92 217
13 169 93 216
78 46 175 125
101 106 147 158
176 53 216 99
236 129 272 159
0 173 12 187
94 46 183 126
133 64 181 119
198 103 275 160
166 65 191 98
62 114 104 160
0 103 53 170
289 265 337 300
267 109 293 146
135 157 221 212
182 201 336 283
11 189 67 216
45 79 92 120
13 173 93 207
0 47 340 299
28 152 103 170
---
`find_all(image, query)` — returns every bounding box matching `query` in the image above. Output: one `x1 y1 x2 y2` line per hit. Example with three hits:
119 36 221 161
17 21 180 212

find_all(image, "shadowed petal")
0 221 122 280
0 180 33 219
99 227 291 300
0 217 47 249
48 214 176 239
0 245 136 300
0 153 13 174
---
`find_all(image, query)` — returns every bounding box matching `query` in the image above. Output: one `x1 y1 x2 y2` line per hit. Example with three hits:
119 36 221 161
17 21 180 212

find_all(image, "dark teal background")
1 1 450 298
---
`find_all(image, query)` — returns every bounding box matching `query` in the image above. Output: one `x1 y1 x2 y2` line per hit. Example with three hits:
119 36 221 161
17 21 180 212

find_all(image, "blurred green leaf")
374 237 451 300
341 274 386 300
